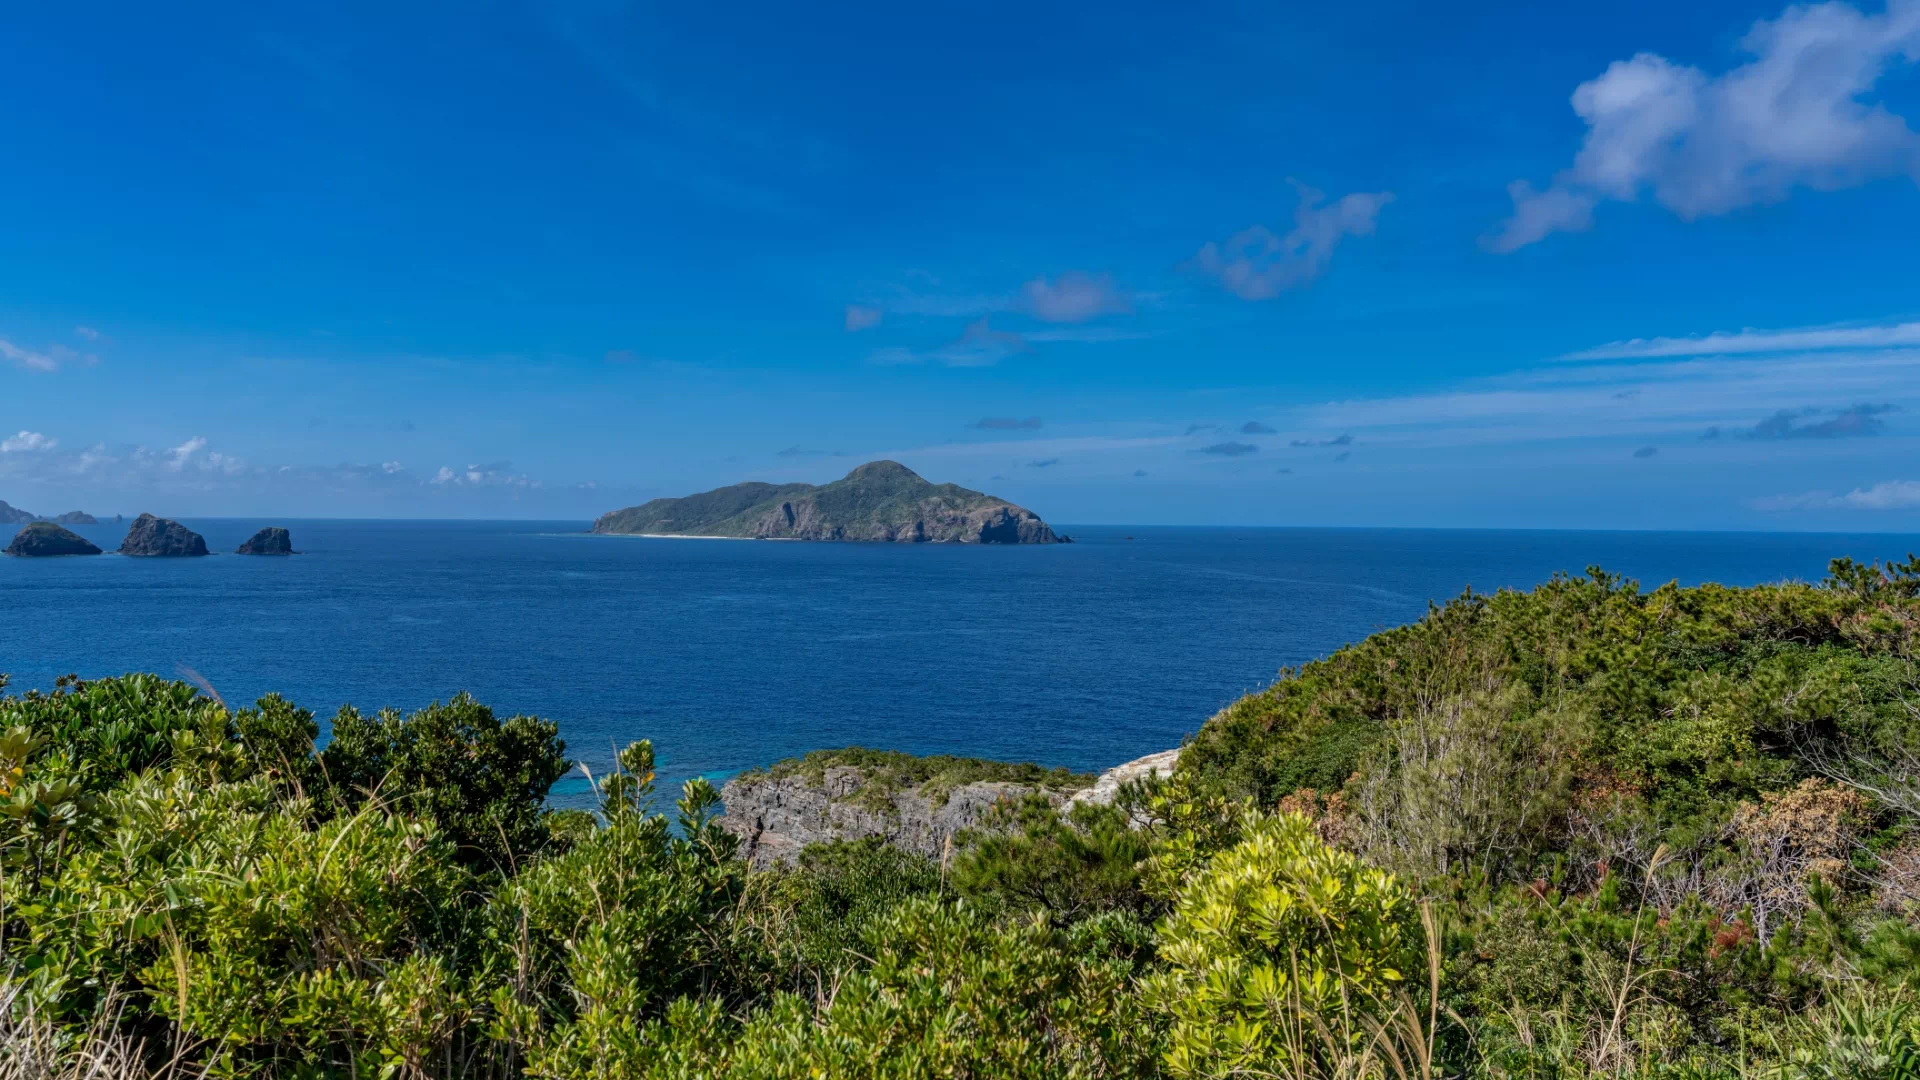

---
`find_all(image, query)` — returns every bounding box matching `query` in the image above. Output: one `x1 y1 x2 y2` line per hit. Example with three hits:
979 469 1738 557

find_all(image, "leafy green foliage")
320 693 570 871
5 554 1920 1078
748 745 1095 808
954 793 1156 922
1145 811 1416 1078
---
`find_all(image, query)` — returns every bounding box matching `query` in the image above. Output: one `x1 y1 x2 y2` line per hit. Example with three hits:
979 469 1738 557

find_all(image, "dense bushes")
4 554 1920 1077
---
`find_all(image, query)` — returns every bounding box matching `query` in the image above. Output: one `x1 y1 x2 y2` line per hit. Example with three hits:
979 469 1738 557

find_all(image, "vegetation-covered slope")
591 460 1064 543
3 556 1919 1078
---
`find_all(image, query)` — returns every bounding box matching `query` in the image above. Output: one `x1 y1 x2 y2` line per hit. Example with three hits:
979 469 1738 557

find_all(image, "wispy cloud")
1746 403 1896 439
872 318 1030 368
1633 445 1659 458
1240 421 1276 434
432 462 538 488
1186 183 1393 300
971 417 1043 430
73 326 100 342
1026 457 1060 468
1756 479 1920 511
165 436 207 472
1488 0 1920 251
1288 433 1353 447
1 431 56 453
1198 441 1259 456
844 304 883 332
1018 272 1132 323
0 338 59 372
1569 320 1920 360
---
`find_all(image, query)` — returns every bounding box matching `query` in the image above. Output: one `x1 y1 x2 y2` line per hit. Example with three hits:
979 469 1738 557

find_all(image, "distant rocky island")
4 522 102 557
237 526 296 555
591 460 1067 543
119 514 209 557
5 513 295 558
0 500 99 526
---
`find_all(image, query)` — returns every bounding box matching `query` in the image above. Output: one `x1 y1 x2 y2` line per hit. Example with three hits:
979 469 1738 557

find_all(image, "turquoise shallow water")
3 520 1914 801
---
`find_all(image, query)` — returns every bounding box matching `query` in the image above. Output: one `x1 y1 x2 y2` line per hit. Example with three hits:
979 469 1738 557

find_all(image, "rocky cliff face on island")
0 500 37 525
592 460 1066 543
119 513 209 557
5 522 103 557
719 748 1183 867
718 751 1103 867
236 527 295 555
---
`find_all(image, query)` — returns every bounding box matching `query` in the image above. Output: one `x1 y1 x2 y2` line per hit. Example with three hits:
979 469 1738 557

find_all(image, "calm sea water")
3 520 1915 802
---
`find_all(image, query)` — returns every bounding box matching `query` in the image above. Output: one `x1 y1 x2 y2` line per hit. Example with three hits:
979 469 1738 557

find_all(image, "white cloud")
843 304 883 332
431 461 539 488
1018 272 1132 323
73 325 100 342
1490 0 1920 251
0 338 59 372
1 431 56 453
1569 319 1920 360
1837 479 1920 507
165 436 207 471
1755 478 1920 510
1186 184 1393 300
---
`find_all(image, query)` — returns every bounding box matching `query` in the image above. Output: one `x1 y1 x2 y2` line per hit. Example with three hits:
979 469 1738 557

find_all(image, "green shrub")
1144 810 1416 1079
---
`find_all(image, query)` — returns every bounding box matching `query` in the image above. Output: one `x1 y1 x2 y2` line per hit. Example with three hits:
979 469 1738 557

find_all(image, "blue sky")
5 0 1920 529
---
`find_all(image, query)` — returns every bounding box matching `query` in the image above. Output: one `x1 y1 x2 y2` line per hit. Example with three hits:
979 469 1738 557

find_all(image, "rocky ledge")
717 747 1180 868
237 527 296 555
5 522 103 557
717 751 1097 868
119 513 209 557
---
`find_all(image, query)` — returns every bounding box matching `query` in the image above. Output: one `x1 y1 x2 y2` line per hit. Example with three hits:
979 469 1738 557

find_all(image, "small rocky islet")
118 513 210 557
6 512 297 558
236 526 296 555
4 521 103 557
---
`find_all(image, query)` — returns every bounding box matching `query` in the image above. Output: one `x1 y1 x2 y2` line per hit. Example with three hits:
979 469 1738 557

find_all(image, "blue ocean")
3 521 1914 801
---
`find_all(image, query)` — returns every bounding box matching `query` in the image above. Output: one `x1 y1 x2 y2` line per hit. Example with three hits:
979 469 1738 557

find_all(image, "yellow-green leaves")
1145 810 1415 1079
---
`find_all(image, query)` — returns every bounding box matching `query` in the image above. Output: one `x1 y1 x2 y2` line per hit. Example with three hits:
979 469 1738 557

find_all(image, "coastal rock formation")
50 511 98 525
592 460 1066 543
1066 748 1181 824
118 513 209 557
236 527 295 555
719 756 1094 868
5 522 103 557
0 500 36 525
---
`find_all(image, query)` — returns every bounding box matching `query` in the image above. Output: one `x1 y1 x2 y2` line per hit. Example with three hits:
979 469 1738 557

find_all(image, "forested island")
591 459 1066 543
3 557 1918 1076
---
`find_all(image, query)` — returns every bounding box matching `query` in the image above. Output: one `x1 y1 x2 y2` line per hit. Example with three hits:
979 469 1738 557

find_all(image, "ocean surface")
3 520 1915 803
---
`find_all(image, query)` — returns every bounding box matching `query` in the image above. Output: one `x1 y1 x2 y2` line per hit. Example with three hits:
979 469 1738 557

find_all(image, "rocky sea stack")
5 522 103 557
236 527 295 555
118 513 209 557
593 460 1066 543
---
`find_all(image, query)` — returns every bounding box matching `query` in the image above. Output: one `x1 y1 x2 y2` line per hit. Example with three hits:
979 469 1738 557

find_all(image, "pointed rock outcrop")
118 513 209 557
236 527 295 555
